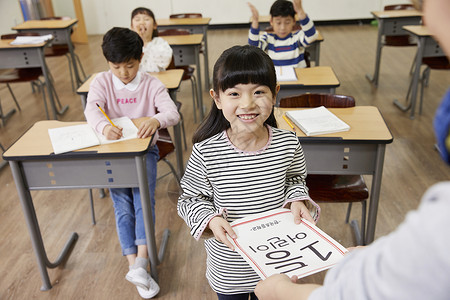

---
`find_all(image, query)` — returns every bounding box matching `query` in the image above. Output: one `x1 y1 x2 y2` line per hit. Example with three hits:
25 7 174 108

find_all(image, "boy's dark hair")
193 45 278 144
270 0 295 18
101 27 143 63
131 7 159 37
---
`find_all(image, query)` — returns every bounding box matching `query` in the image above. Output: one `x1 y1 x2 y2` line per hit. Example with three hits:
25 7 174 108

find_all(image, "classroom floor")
1 23 450 299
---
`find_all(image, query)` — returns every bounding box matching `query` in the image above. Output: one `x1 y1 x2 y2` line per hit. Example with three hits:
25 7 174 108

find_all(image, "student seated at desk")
131 7 173 72
84 27 179 299
248 0 318 68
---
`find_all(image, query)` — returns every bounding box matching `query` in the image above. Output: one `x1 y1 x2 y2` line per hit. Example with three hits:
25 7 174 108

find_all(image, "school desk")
252 15 324 66
77 69 185 177
161 34 205 119
2 119 169 291
0 38 68 120
276 66 340 105
275 106 393 245
157 17 211 91
393 25 446 119
366 9 422 87
12 19 85 88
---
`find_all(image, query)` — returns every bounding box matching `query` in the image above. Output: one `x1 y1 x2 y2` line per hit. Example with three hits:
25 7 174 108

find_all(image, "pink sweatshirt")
84 70 180 144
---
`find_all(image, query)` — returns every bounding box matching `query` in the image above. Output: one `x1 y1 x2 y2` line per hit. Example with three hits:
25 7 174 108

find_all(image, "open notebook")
48 117 138 154
285 106 350 136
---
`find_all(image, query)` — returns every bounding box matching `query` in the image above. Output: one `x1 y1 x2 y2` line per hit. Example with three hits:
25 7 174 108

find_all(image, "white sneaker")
136 276 160 299
126 267 150 290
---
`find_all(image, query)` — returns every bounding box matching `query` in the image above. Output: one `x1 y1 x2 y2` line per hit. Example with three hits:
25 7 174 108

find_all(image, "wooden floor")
1 24 450 299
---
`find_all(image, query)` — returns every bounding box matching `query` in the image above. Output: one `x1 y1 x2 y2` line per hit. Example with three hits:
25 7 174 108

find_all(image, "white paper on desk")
48 117 139 154
10 34 53 45
227 208 348 280
94 117 139 144
48 124 100 154
275 66 297 81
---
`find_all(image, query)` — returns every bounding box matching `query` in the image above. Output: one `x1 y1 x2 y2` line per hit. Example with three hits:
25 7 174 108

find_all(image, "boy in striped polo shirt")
248 0 318 68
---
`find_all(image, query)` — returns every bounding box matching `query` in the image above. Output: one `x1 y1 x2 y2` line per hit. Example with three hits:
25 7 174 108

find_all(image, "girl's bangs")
218 55 276 93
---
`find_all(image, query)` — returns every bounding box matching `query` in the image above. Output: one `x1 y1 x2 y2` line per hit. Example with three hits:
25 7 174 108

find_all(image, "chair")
159 28 200 123
0 33 55 119
89 128 181 225
279 93 369 245
0 83 21 125
0 141 7 170
417 56 450 114
40 16 87 92
169 13 202 19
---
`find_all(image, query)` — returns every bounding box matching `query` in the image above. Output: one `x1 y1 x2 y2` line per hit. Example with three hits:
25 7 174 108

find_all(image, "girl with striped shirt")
177 45 320 300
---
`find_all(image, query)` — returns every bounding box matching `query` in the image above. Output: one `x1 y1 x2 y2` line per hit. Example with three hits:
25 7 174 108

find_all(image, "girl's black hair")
131 7 159 37
192 45 278 144
270 0 296 18
102 27 143 63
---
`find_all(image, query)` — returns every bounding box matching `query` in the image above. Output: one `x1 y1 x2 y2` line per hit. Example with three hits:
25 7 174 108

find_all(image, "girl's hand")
290 201 315 224
103 124 123 140
208 216 237 250
137 117 160 138
248 2 259 29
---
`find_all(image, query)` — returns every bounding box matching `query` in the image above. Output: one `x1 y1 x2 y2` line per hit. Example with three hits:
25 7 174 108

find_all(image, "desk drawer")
22 157 140 189
302 143 379 175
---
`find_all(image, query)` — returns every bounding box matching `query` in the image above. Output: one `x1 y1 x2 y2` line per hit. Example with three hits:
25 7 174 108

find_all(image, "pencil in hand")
96 103 117 128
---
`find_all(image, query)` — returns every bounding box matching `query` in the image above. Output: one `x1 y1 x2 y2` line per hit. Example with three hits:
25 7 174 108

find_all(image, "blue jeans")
110 146 159 256
217 293 258 300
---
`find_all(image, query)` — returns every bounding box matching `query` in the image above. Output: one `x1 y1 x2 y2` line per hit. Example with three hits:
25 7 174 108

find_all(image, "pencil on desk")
282 114 296 132
96 103 117 128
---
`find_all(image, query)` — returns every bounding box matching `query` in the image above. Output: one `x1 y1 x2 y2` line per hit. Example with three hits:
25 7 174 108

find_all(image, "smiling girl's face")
211 83 277 135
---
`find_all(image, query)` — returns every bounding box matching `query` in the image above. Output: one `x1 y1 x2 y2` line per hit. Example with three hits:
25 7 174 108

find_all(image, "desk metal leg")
366 19 384 87
195 46 204 120
393 36 424 119
365 144 386 245
314 42 321 66
64 30 83 87
37 49 69 119
168 90 185 178
9 161 78 291
135 156 170 282
202 31 210 91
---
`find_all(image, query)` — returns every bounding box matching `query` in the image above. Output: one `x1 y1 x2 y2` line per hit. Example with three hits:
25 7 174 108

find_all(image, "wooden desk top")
371 10 422 19
157 18 211 26
0 39 48 49
160 34 203 45
275 106 393 141
77 69 184 94
3 119 152 159
279 66 339 86
12 19 78 30
402 25 431 37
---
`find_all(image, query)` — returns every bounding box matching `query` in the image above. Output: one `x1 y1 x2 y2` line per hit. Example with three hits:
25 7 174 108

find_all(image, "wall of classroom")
2 0 412 36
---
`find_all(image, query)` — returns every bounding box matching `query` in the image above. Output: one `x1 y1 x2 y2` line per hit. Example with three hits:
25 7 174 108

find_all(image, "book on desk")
275 66 298 82
227 208 348 279
285 106 350 136
48 117 138 154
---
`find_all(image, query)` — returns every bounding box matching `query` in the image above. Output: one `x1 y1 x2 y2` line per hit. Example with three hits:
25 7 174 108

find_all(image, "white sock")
131 257 148 270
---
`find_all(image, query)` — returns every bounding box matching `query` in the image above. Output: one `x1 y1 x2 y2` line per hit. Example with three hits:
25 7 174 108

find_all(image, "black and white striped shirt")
178 126 319 294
